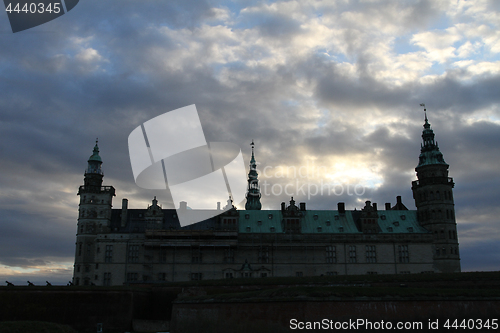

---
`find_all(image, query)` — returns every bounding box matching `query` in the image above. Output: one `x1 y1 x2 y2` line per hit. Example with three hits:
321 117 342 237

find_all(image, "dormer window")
387 227 393 232
338 226 344 232
313 214 319 220
268 214 273 219
407 227 414 232
393 221 399 226
257 220 262 226
400 215 406 220
245 214 250 219
326 220 331 226
380 215 386 220
317 226 322 232
270 227 275 232
246 226 251 232
334 215 339 220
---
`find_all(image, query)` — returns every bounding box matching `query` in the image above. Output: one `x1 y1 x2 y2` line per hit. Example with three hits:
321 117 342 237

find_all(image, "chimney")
385 202 391 210
180 201 187 210
300 202 306 211
217 202 221 210
281 202 286 211
372 203 377 211
397 196 402 204
121 198 128 227
338 202 345 214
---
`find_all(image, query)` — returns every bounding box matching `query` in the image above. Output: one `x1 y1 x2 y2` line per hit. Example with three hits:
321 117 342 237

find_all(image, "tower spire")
417 105 446 168
245 140 262 210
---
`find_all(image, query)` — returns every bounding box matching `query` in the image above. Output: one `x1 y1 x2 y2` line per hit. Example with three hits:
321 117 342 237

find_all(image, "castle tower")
411 109 460 273
245 141 262 210
73 140 115 285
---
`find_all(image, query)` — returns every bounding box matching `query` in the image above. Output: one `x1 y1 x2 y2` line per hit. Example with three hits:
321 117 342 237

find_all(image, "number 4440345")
444 319 498 330
5 3 61 14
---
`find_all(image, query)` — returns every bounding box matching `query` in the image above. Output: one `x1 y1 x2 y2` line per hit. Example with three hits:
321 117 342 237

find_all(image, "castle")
72 113 460 286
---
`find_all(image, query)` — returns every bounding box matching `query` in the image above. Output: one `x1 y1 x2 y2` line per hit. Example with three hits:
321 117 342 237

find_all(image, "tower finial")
420 103 428 123
245 140 261 210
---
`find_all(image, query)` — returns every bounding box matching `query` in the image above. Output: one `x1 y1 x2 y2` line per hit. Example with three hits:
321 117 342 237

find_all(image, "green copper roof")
88 142 102 163
377 210 428 233
238 209 428 234
417 114 447 168
300 211 360 234
239 210 282 233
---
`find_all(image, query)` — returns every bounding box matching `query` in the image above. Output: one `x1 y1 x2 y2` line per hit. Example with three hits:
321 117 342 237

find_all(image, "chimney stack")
217 202 221 210
338 202 345 214
385 202 391 210
281 202 286 211
397 196 402 204
121 198 128 227
300 202 306 211
372 203 377 211
180 201 187 210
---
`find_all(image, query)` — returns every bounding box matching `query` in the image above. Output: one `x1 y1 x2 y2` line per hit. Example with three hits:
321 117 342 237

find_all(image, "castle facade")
72 115 460 286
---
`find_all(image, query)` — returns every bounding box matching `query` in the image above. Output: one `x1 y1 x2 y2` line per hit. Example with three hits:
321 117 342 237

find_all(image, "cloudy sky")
0 0 499 284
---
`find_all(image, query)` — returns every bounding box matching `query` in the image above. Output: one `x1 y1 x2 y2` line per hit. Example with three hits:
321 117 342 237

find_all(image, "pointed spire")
416 106 447 168
245 140 262 210
86 140 103 174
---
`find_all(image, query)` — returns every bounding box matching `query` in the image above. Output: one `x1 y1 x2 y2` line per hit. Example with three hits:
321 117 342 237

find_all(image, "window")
399 271 410 274
398 245 409 263
258 247 269 263
105 245 113 263
349 245 356 263
78 243 82 256
365 245 376 263
268 214 273 219
95 263 99 269
224 248 234 263
326 271 337 276
325 246 336 263
246 226 251 232
257 220 262 226
127 273 138 282
191 273 202 281
326 220 331 226
103 273 111 286
387 227 393 232
260 272 268 278
86 243 91 256
245 214 249 219
75 277 80 286
158 273 166 281
85 265 89 272
225 272 233 279
296 272 303 277
76 265 80 272
128 245 139 263
334 215 339 220
270 227 275 232
160 249 167 263
317 226 322 232
367 271 378 275
380 215 386 220
338 226 344 232
242 272 252 278
192 248 202 263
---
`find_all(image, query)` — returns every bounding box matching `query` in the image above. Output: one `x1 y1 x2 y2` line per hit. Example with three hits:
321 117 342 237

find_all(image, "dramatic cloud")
0 0 499 284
